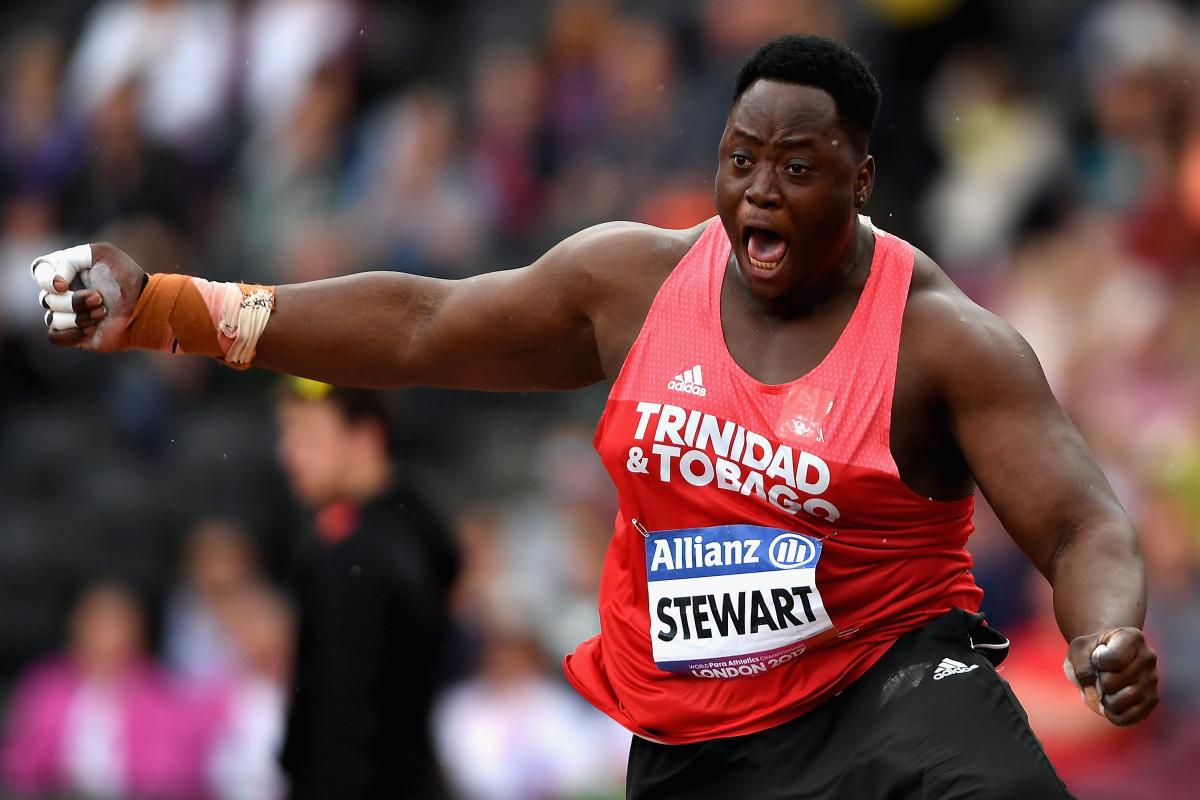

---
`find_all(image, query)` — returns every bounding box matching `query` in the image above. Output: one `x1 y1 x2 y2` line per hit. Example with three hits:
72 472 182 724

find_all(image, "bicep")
944 315 1129 575
404 256 604 390
258 230 611 390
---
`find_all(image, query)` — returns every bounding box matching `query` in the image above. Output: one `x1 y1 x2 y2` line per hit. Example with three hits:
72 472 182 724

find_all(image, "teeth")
748 255 781 270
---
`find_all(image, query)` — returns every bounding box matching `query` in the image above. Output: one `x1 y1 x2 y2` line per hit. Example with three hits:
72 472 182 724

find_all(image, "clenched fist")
1065 627 1158 726
32 242 146 351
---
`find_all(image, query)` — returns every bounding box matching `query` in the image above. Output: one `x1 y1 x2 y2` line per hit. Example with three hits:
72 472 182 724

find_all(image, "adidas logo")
667 364 707 397
932 658 979 681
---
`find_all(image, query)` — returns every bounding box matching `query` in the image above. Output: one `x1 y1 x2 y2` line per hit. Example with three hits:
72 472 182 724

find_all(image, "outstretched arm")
37 223 660 391
255 249 601 390
930 293 1158 726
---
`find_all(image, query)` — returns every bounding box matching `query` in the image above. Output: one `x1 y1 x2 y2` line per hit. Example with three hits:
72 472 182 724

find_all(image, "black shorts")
627 609 1074 800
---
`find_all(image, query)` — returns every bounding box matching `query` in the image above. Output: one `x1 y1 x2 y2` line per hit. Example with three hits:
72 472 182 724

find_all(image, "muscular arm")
257 225 623 390
917 283 1157 724
940 307 1143 637
47 221 685 391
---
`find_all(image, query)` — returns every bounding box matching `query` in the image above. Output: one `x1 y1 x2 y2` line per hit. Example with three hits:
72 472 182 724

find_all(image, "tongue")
747 230 787 264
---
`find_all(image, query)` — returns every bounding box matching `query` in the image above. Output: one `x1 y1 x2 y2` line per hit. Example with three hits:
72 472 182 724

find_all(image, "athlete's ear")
854 155 875 209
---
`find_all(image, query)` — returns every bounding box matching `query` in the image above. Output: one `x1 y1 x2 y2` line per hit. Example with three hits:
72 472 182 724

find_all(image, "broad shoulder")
548 220 708 376
551 219 707 286
902 246 1043 399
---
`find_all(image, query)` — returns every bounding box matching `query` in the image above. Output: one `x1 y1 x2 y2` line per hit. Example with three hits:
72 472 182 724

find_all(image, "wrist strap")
125 274 276 367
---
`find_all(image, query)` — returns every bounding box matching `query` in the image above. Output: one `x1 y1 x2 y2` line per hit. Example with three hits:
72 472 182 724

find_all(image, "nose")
744 166 782 209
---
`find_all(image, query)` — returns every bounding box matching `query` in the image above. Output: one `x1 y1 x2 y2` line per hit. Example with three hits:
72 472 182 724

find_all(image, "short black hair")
732 34 881 153
326 386 395 441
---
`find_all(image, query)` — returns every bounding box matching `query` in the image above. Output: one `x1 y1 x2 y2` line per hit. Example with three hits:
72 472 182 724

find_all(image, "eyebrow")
728 125 819 148
729 125 765 145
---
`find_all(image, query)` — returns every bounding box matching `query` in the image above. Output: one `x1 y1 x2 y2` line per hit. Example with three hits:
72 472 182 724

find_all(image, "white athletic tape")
31 244 93 292
222 288 275 364
33 261 71 292
40 290 77 313
47 310 80 331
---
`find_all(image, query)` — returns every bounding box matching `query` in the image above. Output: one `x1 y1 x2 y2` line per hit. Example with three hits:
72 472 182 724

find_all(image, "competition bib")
645 524 836 678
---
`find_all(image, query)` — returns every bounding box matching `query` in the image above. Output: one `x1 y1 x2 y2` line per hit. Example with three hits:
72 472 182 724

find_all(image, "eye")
731 153 751 169
785 162 812 176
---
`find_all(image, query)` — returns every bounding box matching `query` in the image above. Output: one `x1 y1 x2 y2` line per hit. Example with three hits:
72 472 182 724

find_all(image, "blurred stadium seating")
0 1 1197 798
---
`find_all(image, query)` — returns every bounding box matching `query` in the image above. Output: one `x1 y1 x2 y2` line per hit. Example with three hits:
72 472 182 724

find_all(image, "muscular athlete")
37 35 1155 798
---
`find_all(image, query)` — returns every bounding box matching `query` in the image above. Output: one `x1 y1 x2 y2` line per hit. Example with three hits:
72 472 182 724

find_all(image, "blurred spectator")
453 426 614 661
0 194 63 337
541 0 617 158
343 87 486 277
920 46 1067 270
203 583 292 800
542 13 691 234
240 0 358 135
235 59 356 282
434 625 628 800
469 45 549 242
0 33 79 201
58 77 191 239
996 215 1169 401
0 3 1198 797
67 0 235 153
1138 482 1200 713
275 379 460 799
0 581 202 799
163 518 260 682
1078 0 1200 278
0 33 75 335
1077 0 1194 96
965 495 1035 633
702 0 845 59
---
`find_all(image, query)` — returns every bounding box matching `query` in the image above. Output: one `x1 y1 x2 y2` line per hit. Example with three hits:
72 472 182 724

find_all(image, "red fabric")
564 218 982 743
316 502 360 544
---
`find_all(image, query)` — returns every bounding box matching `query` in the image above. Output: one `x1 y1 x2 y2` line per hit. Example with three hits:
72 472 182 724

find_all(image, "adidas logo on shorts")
932 658 979 680
668 364 707 397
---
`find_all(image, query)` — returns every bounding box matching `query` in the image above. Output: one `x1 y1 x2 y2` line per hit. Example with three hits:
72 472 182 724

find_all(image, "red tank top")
564 217 982 743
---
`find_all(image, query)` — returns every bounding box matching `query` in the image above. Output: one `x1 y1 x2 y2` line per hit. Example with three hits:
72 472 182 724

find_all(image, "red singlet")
564 217 983 743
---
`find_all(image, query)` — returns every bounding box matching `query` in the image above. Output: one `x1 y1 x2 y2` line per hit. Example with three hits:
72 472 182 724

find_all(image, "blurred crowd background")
0 0 1197 798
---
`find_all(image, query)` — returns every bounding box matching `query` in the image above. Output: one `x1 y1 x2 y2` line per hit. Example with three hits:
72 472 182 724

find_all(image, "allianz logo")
768 533 817 570
649 531 815 573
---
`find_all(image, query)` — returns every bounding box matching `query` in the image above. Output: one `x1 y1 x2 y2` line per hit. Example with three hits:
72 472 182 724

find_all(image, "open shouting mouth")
743 226 789 272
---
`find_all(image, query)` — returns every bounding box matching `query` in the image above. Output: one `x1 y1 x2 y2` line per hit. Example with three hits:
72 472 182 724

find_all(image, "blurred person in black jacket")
274 379 459 799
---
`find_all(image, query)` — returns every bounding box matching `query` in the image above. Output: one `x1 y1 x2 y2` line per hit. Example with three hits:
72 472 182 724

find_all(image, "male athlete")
33 35 1156 799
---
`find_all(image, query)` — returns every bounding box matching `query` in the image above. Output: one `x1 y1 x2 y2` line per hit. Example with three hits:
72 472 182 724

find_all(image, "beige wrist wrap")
124 274 276 368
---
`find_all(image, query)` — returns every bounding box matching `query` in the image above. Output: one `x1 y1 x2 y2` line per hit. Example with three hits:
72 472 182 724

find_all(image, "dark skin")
48 79 1156 726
